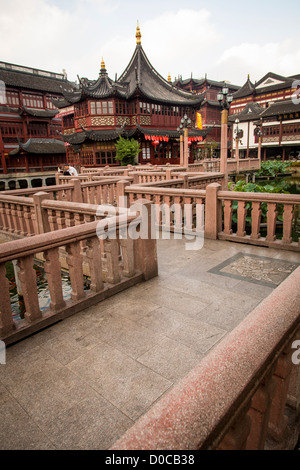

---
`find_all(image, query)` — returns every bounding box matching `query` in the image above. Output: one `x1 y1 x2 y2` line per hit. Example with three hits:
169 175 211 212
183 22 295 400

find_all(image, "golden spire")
101 57 106 71
136 21 141 45
168 73 172 83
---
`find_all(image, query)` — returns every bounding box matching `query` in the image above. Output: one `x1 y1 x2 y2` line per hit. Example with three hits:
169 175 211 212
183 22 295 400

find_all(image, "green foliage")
115 137 141 166
255 161 291 177
230 180 290 226
232 180 290 194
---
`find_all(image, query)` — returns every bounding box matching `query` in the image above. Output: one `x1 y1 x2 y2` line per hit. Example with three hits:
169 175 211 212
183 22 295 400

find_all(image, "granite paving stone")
1 237 298 450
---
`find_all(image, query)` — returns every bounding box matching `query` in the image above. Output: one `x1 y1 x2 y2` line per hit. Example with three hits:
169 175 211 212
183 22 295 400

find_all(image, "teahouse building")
0 62 73 181
229 72 300 161
56 24 211 167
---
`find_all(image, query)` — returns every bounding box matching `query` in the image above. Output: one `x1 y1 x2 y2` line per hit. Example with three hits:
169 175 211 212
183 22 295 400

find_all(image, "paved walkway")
1 237 300 450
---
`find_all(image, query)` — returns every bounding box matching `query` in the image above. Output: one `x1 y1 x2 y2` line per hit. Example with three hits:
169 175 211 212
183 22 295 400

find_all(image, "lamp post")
177 114 192 168
234 118 243 175
217 84 233 188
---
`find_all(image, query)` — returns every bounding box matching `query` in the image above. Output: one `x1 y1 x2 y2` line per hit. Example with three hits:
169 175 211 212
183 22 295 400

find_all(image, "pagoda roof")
228 102 264 122
259 99 300 118
61 127 128 145
232 76 255 99
132 124 212 139
20 106 59 118
173 76 240 91
57 27 205 108
61 125 212 148
9 138 66 155
118 44 204 106
232 72 299 101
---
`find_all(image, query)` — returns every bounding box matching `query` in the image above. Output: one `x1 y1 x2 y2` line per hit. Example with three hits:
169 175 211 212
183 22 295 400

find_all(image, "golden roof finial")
101 57 106 70
136 20 141 45
168 73 172 83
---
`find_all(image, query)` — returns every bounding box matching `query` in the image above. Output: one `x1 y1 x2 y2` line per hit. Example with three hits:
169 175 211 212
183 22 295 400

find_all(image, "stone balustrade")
216 185 300 251
121 182 299 252
1 178 299 252
111 265 300 450
0 200 158 345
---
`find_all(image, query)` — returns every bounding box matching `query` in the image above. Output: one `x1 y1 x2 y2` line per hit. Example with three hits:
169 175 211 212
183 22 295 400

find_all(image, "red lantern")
151 140 159 147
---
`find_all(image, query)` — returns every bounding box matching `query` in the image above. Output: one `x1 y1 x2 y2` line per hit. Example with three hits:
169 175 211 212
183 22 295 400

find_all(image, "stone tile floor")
1 237 299 450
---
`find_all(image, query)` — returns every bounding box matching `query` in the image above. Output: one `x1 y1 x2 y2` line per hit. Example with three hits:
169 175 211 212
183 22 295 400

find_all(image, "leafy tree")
115 137 141 166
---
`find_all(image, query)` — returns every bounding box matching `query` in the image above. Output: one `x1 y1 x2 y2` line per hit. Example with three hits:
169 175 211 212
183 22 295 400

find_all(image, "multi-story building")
174 75 240 156
0 61 73 189
229 72 300 161
56 25 211 167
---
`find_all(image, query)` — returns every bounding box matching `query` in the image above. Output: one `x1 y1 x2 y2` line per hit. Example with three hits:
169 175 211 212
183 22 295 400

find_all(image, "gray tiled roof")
0 66 74 94
118 45 204 106
9 138 66 155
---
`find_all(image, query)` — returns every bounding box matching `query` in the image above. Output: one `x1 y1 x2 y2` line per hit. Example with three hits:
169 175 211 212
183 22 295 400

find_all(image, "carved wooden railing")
111 265 300 450
0 200 158 345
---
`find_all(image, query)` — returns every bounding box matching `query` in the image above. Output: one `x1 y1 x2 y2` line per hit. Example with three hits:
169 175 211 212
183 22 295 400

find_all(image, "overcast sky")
0 0 299 87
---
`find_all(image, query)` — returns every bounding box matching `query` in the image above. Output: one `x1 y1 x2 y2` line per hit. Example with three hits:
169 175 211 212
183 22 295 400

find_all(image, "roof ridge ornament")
136 21 141 45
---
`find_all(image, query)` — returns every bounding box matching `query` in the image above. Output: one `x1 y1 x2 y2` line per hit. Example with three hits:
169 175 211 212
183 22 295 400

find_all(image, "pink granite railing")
0 194 36 237
1 180 299 251
215 185 300 251
227 158 261 173
111 265 300 450
0 200 158 345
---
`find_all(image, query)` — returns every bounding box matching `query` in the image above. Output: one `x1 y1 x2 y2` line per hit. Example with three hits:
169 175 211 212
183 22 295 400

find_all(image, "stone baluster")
223 200 233 235
251 201 262 240
120 238 135 278
10 203 20 235
0 262 16 336
64 211 75 228
195 197 205 234
109 183 115 205
5 203 14 233
104 238 121 284
23 206 35 236
16 204 27 237
173 195 183 235
102 184 108 204
43 248 66 312
154 194 162 228
267 341 294 442
184 196 193 232
65 242 86 301
217 405 252 450
17 255 42 322
0 202 6 231
236 200 247 237
282 203 294 244
266 202 278 242
245 373 276 450
74 212 85 227
56 210 66 230
85 237 104 292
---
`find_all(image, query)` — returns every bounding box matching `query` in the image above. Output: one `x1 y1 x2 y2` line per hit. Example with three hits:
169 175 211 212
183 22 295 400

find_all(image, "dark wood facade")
57 26 211 167
0 62 73 175
173 75 240 156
